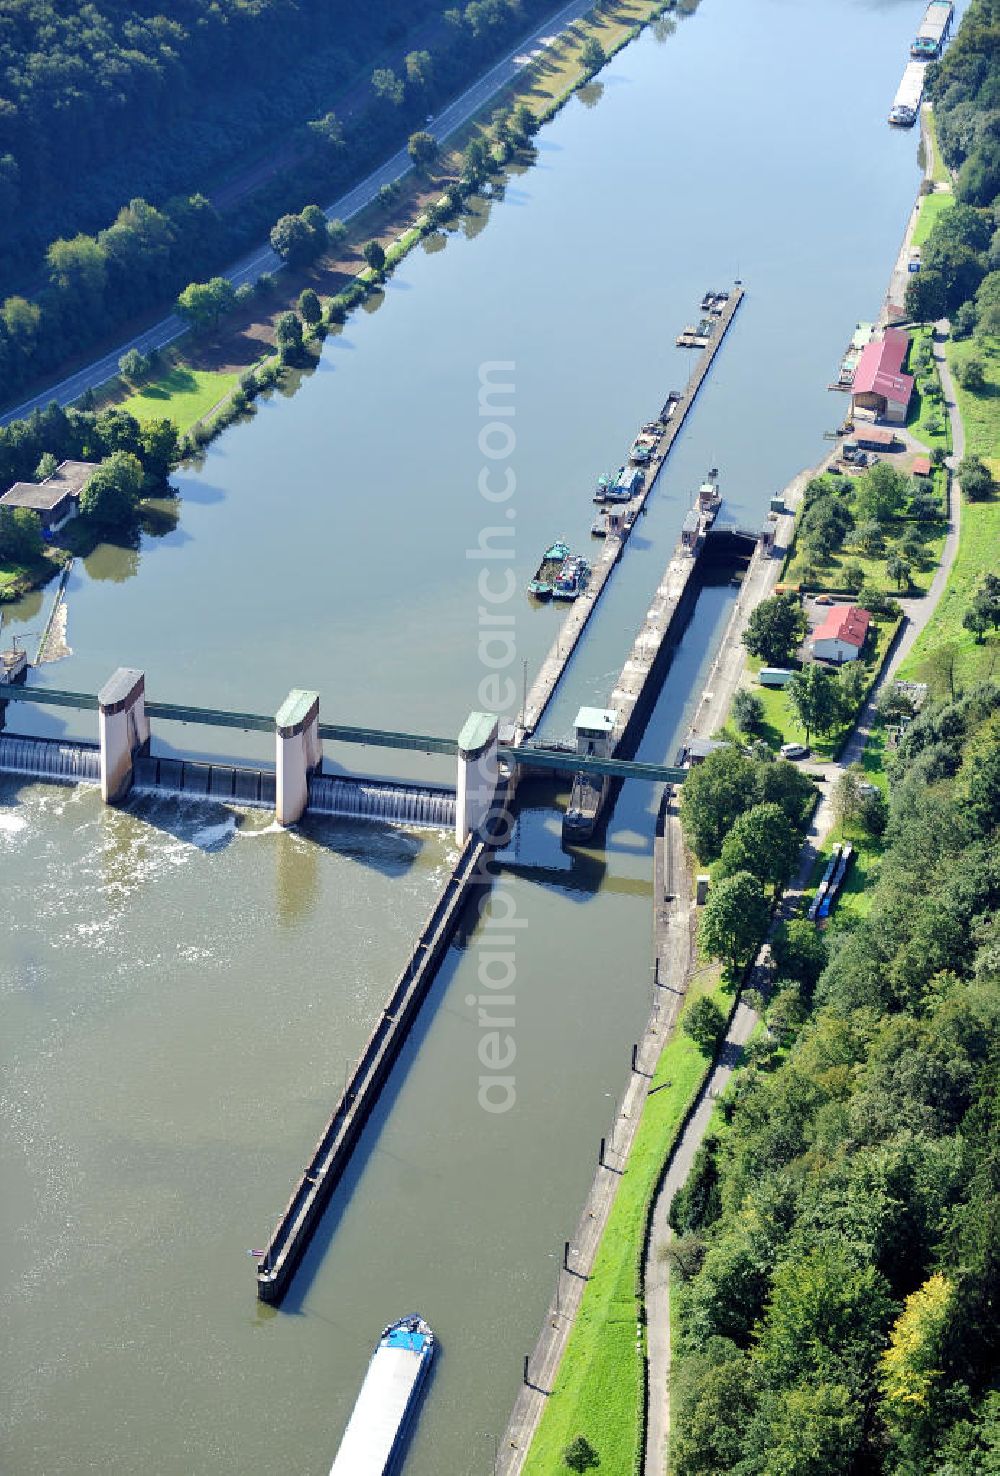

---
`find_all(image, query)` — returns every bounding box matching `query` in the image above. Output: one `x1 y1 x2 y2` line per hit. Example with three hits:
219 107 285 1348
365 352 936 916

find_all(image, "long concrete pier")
521 284 745 737
563 485 757 838
256 780 509 1303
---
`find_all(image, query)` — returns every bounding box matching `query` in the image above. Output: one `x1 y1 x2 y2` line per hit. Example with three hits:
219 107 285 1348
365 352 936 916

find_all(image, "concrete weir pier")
257 771 509 1304
98 667 149 802
274 688 321 826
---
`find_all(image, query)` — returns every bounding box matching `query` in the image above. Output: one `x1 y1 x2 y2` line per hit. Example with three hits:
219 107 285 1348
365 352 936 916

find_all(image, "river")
1 0 931 1471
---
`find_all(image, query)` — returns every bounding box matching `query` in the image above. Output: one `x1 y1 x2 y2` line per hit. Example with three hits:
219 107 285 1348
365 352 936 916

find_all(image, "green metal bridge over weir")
0 685 688 786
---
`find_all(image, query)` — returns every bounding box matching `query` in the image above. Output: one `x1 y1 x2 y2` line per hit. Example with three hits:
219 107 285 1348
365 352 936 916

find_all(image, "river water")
1 0 929 1471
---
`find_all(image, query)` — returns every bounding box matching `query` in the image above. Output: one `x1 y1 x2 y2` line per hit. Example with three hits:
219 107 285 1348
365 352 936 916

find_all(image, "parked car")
780 742 809 760
814 594 834 605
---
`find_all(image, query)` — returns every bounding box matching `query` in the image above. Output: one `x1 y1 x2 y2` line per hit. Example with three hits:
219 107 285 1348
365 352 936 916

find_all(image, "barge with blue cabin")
329 1314 436 1476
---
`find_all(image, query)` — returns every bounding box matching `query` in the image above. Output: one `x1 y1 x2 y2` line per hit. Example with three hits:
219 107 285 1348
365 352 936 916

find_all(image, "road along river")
0 1 934 1471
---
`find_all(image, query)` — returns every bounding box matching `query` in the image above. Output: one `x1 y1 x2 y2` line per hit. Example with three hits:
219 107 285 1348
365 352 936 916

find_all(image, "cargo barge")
889 61 926 126
329 1315 436 1476
911 0 953 58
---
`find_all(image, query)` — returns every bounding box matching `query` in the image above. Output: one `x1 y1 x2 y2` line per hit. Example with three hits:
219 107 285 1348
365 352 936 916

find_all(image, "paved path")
0 0 595 426
640 321 967 1475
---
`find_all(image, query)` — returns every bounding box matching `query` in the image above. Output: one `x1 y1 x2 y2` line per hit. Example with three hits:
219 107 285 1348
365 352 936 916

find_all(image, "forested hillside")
0 0 558 402
669 686 1000 1475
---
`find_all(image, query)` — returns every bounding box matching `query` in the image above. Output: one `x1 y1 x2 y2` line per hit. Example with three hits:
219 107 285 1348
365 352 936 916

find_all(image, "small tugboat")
552 556 590 601
528 540 570 599
329 1314 436 1476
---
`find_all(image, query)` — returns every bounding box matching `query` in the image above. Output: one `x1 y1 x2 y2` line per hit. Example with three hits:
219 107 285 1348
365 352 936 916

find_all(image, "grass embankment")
924 108 952 188
906 325 952 453
898 337 1000 690
911 189 954 248
120 365 240 432
522 965 732 1476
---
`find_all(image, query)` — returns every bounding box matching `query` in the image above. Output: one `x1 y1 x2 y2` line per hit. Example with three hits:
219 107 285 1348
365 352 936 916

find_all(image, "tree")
563 1435 599 1472
327 219 348 250
743 593 808 666
371 67 405 106
34 451 59 481
856 519 885 555
118 347 148 384
139 419 179 484
300 205 328 254
408 130 439 172
308 111 344 154
0 506 43 562
405 49 434 91
580 36 606 73
955 354 986 392
720 802 800 893
269 213 315 267
858 786 889 837
274 311 303 363
683 995 727 1055
832 764 864 832
363 240 386 274
680 744 756 862
732 688 765 735
919 641 959 701
462 135 490 183
843 561 865 593
298 288 321 326
963 607 989 644
46 233 107 306
786 664 842 744
854 462 909 524
886 552 911 590
771 918 828 993
79 451 144 525
975 269 1000 336
880 1274 954 1440
904 269 948 322
958 455 994 502
176 276 234 330
700 871 769 971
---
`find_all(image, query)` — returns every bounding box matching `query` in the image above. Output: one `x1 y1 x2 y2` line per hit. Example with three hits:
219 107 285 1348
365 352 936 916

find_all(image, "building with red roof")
850 328 914 424
810 604 872 664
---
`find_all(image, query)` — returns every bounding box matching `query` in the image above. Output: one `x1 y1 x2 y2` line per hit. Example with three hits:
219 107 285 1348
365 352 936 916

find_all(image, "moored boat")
552 556 590 600
528 540 571 599
330 1314 436 1476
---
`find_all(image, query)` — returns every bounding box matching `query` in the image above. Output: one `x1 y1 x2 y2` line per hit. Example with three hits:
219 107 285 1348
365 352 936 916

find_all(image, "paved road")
1 0 594 427
641 320 966 1476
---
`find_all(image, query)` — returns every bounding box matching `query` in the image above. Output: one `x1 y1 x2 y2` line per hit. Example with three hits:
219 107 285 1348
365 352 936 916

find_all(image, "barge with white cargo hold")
330 1315 436 1476
911 0 953 58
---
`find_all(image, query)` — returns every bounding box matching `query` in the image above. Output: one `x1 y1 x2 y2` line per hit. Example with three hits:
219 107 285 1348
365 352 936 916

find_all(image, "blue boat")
329 1314 436 1475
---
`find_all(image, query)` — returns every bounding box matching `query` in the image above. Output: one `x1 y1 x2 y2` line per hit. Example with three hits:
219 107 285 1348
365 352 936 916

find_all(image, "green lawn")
897 337 1000 690
121 366 239 431
523 967 732 1476
784 523 946 596
947 336 1000 460
906 327 952 453
911 190 954 248
924 110 953 187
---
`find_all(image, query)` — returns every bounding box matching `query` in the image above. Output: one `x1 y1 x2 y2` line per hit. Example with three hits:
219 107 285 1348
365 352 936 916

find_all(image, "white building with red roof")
810 604 872 664
850 328 914 424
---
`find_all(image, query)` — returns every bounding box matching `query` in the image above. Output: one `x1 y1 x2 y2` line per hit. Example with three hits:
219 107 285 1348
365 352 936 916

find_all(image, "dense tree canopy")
672 684 1000 1476
742 592 809 667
